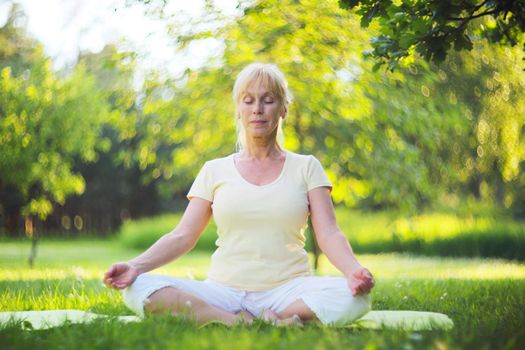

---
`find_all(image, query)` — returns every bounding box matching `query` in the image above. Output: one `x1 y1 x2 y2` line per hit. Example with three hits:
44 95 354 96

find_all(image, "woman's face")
238 81 285 141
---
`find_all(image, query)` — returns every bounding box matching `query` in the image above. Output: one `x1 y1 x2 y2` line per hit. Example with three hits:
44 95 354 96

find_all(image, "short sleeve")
187 162 214 202
306 156 332 192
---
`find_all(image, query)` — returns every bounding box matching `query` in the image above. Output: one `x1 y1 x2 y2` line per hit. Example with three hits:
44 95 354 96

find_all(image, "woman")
103 63 375 326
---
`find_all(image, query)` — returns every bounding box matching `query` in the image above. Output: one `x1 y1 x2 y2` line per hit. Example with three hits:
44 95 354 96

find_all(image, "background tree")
0 7 112 264
132 0 468 212
435 41 525 215
339 0 525 70
45 45 164 234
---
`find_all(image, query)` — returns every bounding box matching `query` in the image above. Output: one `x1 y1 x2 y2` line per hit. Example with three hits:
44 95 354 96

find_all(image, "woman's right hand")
103 262 139 289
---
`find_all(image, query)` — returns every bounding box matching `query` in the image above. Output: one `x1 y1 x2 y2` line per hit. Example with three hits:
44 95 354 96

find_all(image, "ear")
281 106 287 119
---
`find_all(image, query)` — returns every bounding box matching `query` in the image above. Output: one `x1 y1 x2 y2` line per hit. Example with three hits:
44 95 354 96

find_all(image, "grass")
1 239 525 349
334 207 525 260
118 213 218 253
117 207 525 260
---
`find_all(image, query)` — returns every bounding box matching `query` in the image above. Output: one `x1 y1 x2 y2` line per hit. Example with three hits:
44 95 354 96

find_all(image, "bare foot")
234 310 255 325
260 309 303 327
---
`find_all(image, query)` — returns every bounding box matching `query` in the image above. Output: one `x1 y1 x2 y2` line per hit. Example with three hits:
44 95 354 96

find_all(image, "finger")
355 281 370 295
353 287 364 296
349 282 359 294
357 285 369 295
361 278 373 289
362 270 373 281
360 270 372 280
361 275 375 287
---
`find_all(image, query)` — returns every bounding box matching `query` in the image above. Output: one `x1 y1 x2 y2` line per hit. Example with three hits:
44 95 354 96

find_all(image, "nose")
252 101 263 115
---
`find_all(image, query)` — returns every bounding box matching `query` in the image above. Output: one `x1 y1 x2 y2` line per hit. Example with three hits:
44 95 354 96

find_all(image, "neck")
241 135 283 160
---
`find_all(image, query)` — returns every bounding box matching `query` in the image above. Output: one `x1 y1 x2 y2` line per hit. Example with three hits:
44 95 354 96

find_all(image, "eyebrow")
243 91 275 97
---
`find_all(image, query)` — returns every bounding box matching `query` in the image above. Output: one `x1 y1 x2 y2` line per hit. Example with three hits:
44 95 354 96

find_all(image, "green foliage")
117 208 525 260
0 4 42 75
436 43 525 212
118 214 218 252
0 61 111 219
0 9 113 221
2 0 523 239
339 0 525 70
129 0 523 215
337 206 525 260
119 214 180 249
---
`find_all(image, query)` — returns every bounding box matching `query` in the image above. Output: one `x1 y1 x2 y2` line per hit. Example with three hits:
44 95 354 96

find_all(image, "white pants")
123 274 371 325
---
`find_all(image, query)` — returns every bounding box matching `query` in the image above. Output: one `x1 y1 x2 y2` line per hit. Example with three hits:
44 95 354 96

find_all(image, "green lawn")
1 239 524 349
118 208 525 261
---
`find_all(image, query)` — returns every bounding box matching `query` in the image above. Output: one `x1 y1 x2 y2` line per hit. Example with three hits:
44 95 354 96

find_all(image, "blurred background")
0 0 524 263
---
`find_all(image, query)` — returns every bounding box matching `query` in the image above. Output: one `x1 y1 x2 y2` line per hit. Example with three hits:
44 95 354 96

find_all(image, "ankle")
234 310 254 325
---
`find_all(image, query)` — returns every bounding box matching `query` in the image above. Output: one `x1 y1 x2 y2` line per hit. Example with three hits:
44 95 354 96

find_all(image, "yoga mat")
0 310 140 330
351 311 454 331
0 310 453 331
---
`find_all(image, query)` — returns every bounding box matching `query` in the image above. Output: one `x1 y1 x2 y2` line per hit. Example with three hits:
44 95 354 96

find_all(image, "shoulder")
285 150 323 168
203 154 234 168
285 150 315 163
285 151 332 190
207 154 233 165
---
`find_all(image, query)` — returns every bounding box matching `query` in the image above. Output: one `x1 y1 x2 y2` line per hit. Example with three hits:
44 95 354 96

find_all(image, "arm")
104 197 212 288
308 187 375 295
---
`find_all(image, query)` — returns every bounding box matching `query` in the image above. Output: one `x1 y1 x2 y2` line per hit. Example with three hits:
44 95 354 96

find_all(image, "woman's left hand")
346 267 375 296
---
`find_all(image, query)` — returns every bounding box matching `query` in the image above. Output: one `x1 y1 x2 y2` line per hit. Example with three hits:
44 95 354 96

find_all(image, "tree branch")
446 9 501 21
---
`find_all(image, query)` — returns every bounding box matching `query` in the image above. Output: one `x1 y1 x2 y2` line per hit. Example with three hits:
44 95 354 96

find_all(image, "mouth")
250 120 267 124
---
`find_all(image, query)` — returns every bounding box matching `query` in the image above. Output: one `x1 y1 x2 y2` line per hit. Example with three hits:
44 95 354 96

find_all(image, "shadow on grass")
353 229 525 261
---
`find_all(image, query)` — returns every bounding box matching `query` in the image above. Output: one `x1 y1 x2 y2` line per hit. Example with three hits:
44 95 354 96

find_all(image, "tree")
0 3 42 74
433 41 525 212
0 7 112 264
46 45 163 234
339 0 525 70
133 0 523 216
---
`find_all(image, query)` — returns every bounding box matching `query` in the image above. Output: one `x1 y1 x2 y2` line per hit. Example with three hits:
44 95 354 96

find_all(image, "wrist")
343 264 364 278
127 261 144 275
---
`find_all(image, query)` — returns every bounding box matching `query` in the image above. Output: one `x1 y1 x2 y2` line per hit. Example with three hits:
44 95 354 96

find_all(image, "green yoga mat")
0 310 140 330
0 310 453 331
352 311 454 331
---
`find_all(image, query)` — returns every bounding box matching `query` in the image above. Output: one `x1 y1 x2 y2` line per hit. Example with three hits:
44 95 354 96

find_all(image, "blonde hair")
232 63 293 151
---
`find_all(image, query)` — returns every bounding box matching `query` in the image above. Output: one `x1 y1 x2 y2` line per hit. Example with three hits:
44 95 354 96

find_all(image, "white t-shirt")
187 150 332 291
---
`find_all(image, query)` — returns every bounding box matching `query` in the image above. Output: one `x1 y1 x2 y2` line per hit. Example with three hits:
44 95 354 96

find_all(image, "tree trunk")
494 176 505 206
25 216 39 268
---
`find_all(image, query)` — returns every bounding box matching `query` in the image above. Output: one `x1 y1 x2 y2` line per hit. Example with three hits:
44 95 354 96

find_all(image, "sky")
1 0 240 78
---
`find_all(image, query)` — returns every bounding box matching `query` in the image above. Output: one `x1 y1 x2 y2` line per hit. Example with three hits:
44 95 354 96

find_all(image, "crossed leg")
126 275 368 327
276 299 319 322
144 287 253 326
145 287 306 326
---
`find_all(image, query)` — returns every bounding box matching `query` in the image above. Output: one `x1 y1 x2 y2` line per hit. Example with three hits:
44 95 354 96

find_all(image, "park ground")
1 232 524 349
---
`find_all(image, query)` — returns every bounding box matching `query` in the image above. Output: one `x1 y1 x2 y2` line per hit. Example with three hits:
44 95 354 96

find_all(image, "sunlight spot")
474 86 481 97
476 145 484 158
420 85 430 97
74 216 83 230
438 69 447 81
